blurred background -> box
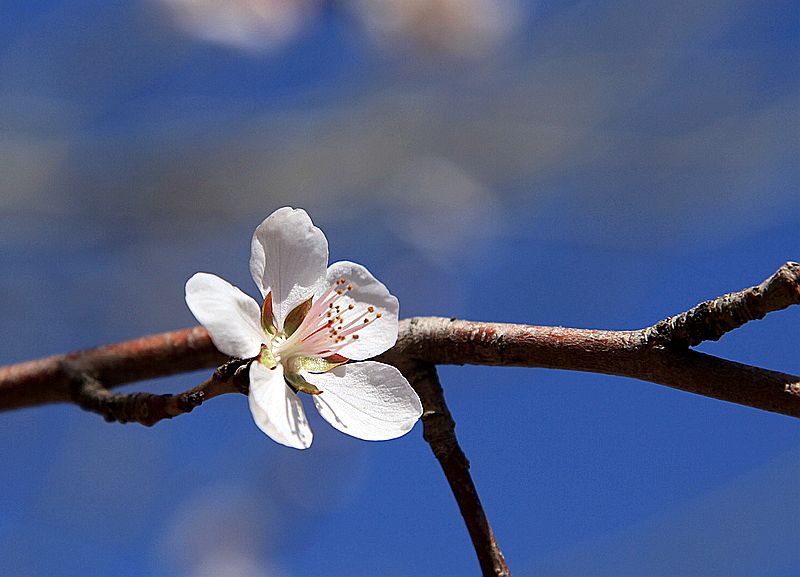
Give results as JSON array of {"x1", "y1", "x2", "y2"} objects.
[{"x1": 1, "y1": 1, "x2": 798, "y2": 575}]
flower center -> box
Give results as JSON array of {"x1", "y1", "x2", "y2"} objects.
[{"x1": 275, "y1": 277, "x2": 382, "y2": 362}]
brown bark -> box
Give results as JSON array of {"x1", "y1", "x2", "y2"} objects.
[{"x1": 382, "y1": 318, "x2": 800, "y2": 418}]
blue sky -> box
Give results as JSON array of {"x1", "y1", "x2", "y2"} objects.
[{"x1": 1, "y1": 1, "x2": 798, "y2": 576}]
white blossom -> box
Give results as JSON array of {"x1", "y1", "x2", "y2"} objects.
[{"x1": 186, "y1": 207, "x2": 422, "y2": 448}]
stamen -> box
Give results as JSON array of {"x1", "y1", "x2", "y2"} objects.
[
  {"x1": 280, "y1": 276, "x2": 391, "y2": 359},
  {"x1": 338, "y1": 309, "x2": 378, "y2": 332}
]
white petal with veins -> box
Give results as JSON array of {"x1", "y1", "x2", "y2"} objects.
[
  {"x1": 307, "y1": 362, "x2": 422, "y2": 441},
  {"x1": 185, "y1": 272, "x2": 264, "y2": 358},
  {"x1": 250, "y1": 207, "x2": 328, "y2": 332},
  {"x1": 249, "y1": 362, "x2": 313, "y2": 449}
]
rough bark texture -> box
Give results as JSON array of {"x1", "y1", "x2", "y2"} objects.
[
  {"x1": 67, "y1": 359, "x2": 250, "y2": 426},
  {"x1": 0, "y1": 327, "x2": 224, "y2": 410},
  {"x1": 381, "y1": 318, "x2": 800, "y2": 418},
  {"x1": 642, "y1": 261, "x2": 800, "y2": 347}
]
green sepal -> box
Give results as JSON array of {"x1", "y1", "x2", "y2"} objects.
[
  {"x1": 261, "y1": 292, "x2": 278, "y2": 336},
  {"x1": 284, "y1": 371, "x2": 322, "y2": 395},
  {"x1": 295, "y1": 354, "x2": 348, "y2": 374},
  {"x1": 258, "y1": 346, "x2": 278, "y2": 369},
  {"x1": 284, "y1": 298, "x2": 312, "y2": 337}
]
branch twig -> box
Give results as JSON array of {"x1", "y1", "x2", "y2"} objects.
[
  {"x1": 65, "y1": 358, "x2": 251, "y2": 426},
  {"x1": 400, "y1": 361, "x2": 510, "y2": 577},
  {"x1": 643, "y1": 261, "x2": 800, "y2": 347}
]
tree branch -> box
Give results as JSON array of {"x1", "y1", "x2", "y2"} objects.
[
  {"x1": 400, "y1": 361, "x2": 510, "y2": 577},
  {"x1": 1, "y1": 262, "x2": 798, "y2": 417},
  {"x1": 383, "y1": 318, "x2": 800, "y2": 418},
  {"x1": 0, "y1": 327, "x2": 225, "y2": 410}
]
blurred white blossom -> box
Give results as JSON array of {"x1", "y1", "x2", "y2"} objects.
[
  {"x1": 160, "y1": 484, "x2": 283, "y2": 577},
  {"x1": 349, "y1": 0, "x2": 522, "y2": 59},
  {"x1": 156, "y1": 0, "x2": 318, "y2": 52},
  {"x1": 383, "y1": 157, "x2": 499, "y2": 263}
]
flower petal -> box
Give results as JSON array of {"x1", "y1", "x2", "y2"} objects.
[
  {"x1": 249, "y1": 362, "x2": 313, "y2": 449},
  {"x1": 306, "y1": 361, "x2": 422, "y2": 441},
  {"x1": 249, "y1": 207, "x2": 328, "y2": 331},
  {"x1": 319, "y1": 261, "x2": 399, "y2": 360},
  {"x1": 185, "y1": 273, "x2": 264, "y2": 358}
]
